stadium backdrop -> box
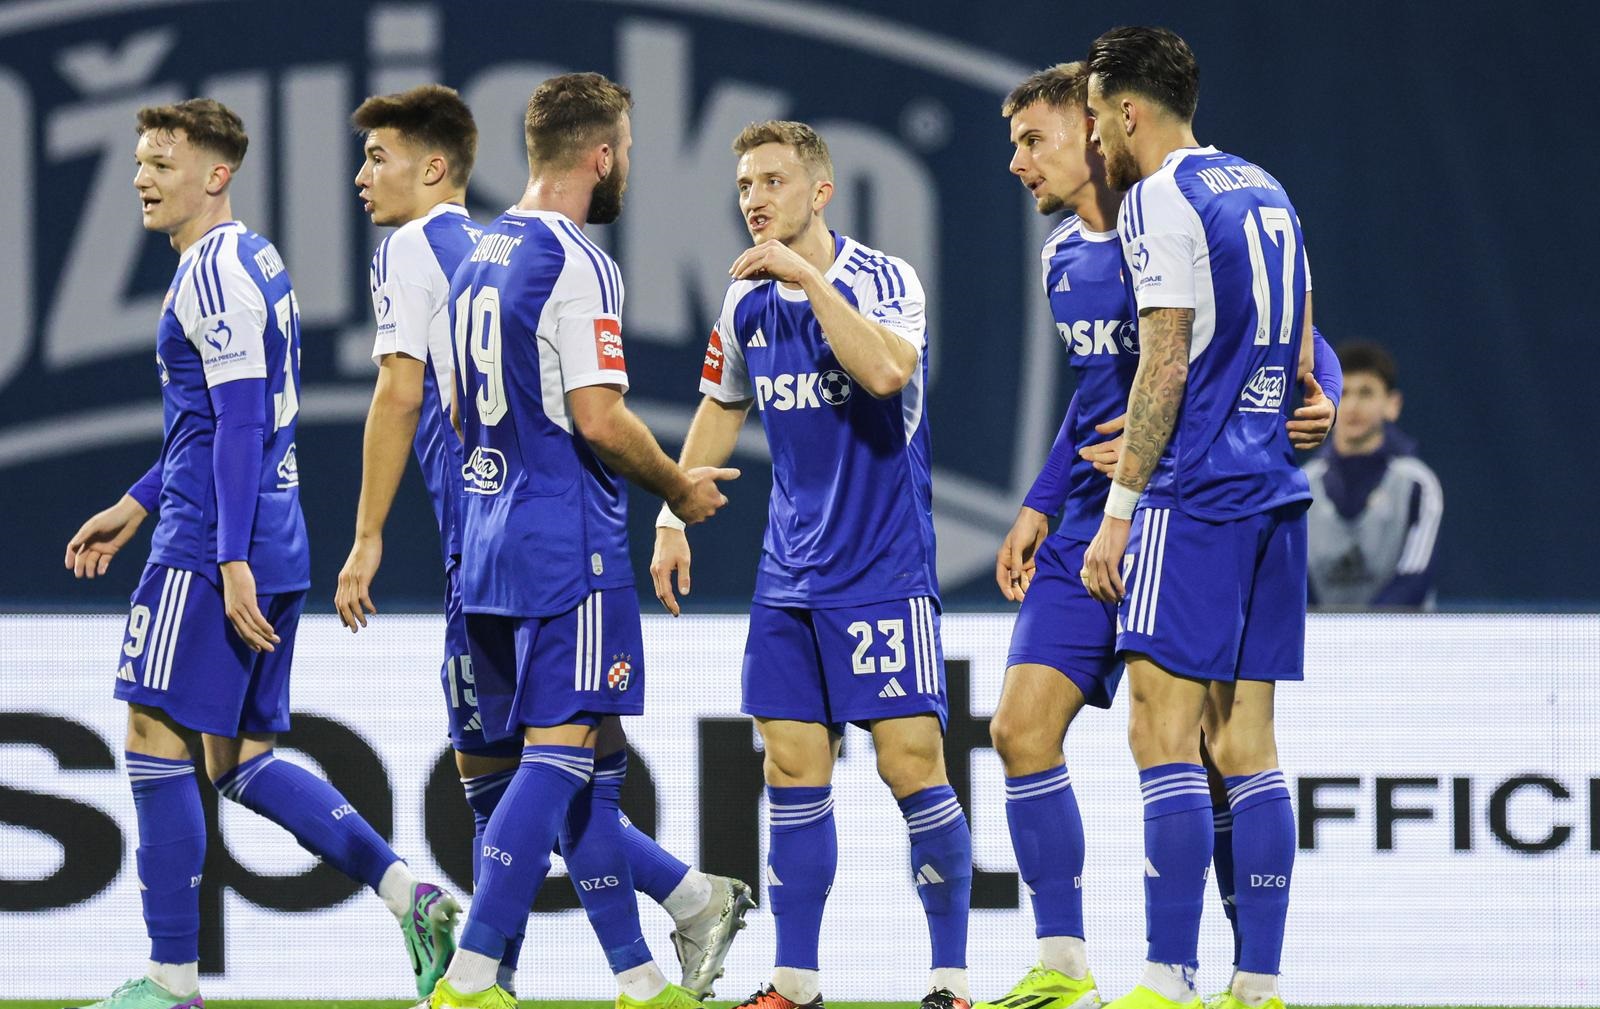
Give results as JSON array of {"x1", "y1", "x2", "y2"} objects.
[{"x1": 0, "y1": 0, "x2": 1596, "y2": 1004}]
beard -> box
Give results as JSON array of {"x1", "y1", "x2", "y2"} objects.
[
  {"x1": 587, "y1": 170, "x2": 625, "y2": 225},
  {"x1": 1105, "y1": 145, "x2": 1141, "y2": 192},
  {"x1": 1035, "y1": 192, "x2": 1066, "y2": 215}
]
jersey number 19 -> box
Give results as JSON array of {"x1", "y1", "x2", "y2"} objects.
[{"x1": 453, "y1": 286, "x2": 507, "y2": 425}]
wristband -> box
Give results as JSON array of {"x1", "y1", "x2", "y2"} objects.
[
  {"x1": 656, "y1": 503, "x2": 686, "y2": 531},
  {"x1": 1105, "y1": 482, "x2": 1140, "y2": 520}
]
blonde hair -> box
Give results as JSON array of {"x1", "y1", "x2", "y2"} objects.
[{"x1": 732, "y1": 120, "x2": 833, "y2": 181}]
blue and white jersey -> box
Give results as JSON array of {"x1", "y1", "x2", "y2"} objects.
[
  {"x1": 149, "y1": 221, "x2": 309, "y2": 593},
  {"x1": 699, "y1": 233, "x2": 938, "y2": 608},
  {"x1": 369, "y1": 202, "x2": 480, "y2": 568},
  {"x1": 1041, "y1": 216, "x2": 1140, "y2": 543},
  {"x1": 1120, "y1": 146, "x2": 1313, "y2": 520},
  {"x1": 449, "y1": 208, "x2": 633, "y2": 618}
]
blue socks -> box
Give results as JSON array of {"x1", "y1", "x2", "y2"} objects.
[
  {"x1": 1139, "y1": 763, "x2": 1213, "y2": 968},
  {"x1": 459, "y1": 745, "x2": 593, "y2": 958},
  {"x1": 620, "y1": 814, "x2": 691, "y2": 905},
  {"x1": 767, "y1": 785, "x2": 837, "y2": 971},
  {"x1": 560, "y1": 750, "x2": 651, "y2": 972},
  {"x1": 1226, "y1": 770, "x2": 1294, "y2": 975},
  {"x1": 1005, "y1": 765, "x2": 1084, "y2": 941},
  {"x1": 127, "y1": 753, "x2": 205, "y2": 965},
  {"x1": 213, "y1": 751, "x2": 397, "y2": 890},
  {"x1": 1212, "y1": 802, "x2": 1240, "y2": 966},
  {"x1": 900, "y1": 785, "x2": 972, "y2": 969},
  {"x1": 462, "y1": 768, "x2": 523, "y2": 983}
]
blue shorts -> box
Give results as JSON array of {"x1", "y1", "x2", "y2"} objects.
[
  {"x1": 1007, "y1": 536, "x2": 1124, "y2": 708},
  {"x1": 464, "y1": 586, "x2": 645, "y2": 742},
  {"x1": 1116, "y1": 503, "x2": 1308, "y2": 682},
  {"x1": 741, "y1": 596, "x2": 948, "y2": 730},
  {"x1": 113, "y1": 563, "x2": 304, "y2": 737},
  {"x1": 442, "y1": 563, "x2": 522, "y2": 758}
]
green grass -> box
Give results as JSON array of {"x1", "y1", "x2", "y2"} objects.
[{"x1": 0, "y1": 1002, "x2": 1571, "y2": 1009}]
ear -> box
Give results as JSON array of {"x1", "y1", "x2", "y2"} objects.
[
  {"x1": 811, "y1": 177, "x2": 834, "y2": 214},
  {"x1": 1385, "y1": 389, "x2": 1403, "y2": 422},
  {"x1": 1121, "y1": 97, "x2": 1138, "y2": 136},
  {"x1": 206, "y1": 162, "x2": 232, "y2": 197},
  {"x1": 423, "y1": 153, "x2": 448, "y2": 187},
  {"x1": 595, "y1": 142, "x2": 614, "y2": 181}
]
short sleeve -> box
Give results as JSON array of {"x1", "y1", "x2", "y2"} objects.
[
  {"x1": 369, "y1": 231, "x2": 441, "y2": 363},
  {"x1": 852, "y1": 256, "x2": 927, "y2": 351},
  {"x1": 699, "y1": 284, "x2": 752, "y2": 402},
  {"x1": 1303, "y1": 242, "x2": 1313, "y2": 293},
  {"x1": 550, "y1": 245, "x2": 629, "y2": 394},
  {"x1": 1121, "y1": 175, "x2": 1199, "y2": 312},
  {"x1": 175, "y1": 232, "x2": 268, "y2": 388}
]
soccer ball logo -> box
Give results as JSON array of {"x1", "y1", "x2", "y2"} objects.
[
  {"x1": 607, "y1": 657, "x2": 633, "y2": 691},
  {"x1": 818, "y1": 369, "x2": 852, "y2": 406}
]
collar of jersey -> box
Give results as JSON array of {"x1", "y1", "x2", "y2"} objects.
[
  {"x1": 423, "y1": 202, "x2": 471, "y2": 222},
  {"x1": 774, "y1": 231, "x2": 852, "y2": 303},
  {"x1": 178, "y1": 220, "x2": 244, "y2": 262},
  {"x1": 1160, "y1": 144, "x2": 1219, "y2": 170}
]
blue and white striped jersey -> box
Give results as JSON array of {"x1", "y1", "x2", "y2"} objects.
[
  {"x1": 150, "y1": 221, "x2": 309, "y2": 592},
  {"x1": 1120, "y1": 146, "x2": 1313, "y2": 520},
  {"x1": 368, "y1": 202, "x2": 480, "y2": 568},
  {"x1": 448, "y1": 208, "x2": 633, "y2": 618},
  {"x1": 699, "y1": 233, "x2": 938, "y2": 608},
  {"x1": 1035, "y1": 216, "x2": 1140, "y2": 543}
]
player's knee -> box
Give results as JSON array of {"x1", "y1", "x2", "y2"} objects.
[
  {"x1": 1126, "y1": 703, "x2": 1201, "y2": 767},
  {"x1": 124, "y1": 705, "x2": 190, "y2": 761},
  {"x1": 875, "y1": 740, "x2": 944, "y2": 797},
  {"x1": 1205, "y1": 722, "x2": 1279, "y2": 777},
  {"x1": 989, "y1": 708, "x2": 1056, "y2": 776}
]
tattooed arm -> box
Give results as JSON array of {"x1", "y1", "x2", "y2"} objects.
[
  {"x1": 1112, "y1": 307, "x2": 1193, "y2": 495},
  {"x1": 1080, "y1": 307, "x2": 1193, "y2": 603}
]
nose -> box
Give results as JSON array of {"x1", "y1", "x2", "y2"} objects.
[
  {"x1": 354, "y1": 162, "x2": 370, "y2": 188},
  {"x1": 1009, "y1": 147, "x2": 1027, "y2": 176}
]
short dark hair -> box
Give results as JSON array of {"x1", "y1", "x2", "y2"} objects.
[
  {"x1": 1086, "y1": 26, "x2": 1200, "y2": 121},
  {"x1": 524, "y1": 72, "x2": 633, "y2": 168},
  {"x1": 136, "y1": 98, "x2": 248, "y2": 168},
  {"x1": 1002, "y1": 62, "x2": 1089, "y2": 119},
  {"x1": 351, "y1": 83, "x2": 478, "y2": 186},
  {"x1": 731, "y1": 120, "x2": 834, "y2": 181},
  {"x1": 1336, "y1": 340, "x2": 1399, "y2": 391}
]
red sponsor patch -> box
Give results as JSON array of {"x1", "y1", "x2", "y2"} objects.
[
  {"x1": 593, "y1": 318, "x2": 625, "y2": 371},
  {"x1": 701, "y1": 326, "x2": 725, "y2": 383}
]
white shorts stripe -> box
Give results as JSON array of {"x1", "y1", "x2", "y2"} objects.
[
  {"x1": 591, "y1": 592, "x2": 604, "y2": 691},
  {"x1": 143, "y1": 570, "x2": 178, "y2": 689},
  {"x1": 921, "y1": 598, "x2": 939, "y2": 695},
  {"x1": 573, "y1": 596, "x2": 587, "y2": 691},
  {"x1": 1125, "y1": 511, "x2": 1154, "y2": 634},
  {"x1": 907, "y1": 598, "x2": 925, "y2": 695},
  {"x1": 158, "y1": 571, "x2": 192, "y2": 692},
  {"x1": 1143, "y1": 509, "x2": 1171, "y2": 636}
]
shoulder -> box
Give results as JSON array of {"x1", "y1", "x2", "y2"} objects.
[
  {"x1": 1387, "y1": 455, "x2": 1442, "y2": 498},
  {"x1": 1122, "y1": 165, "x2": 1193, "y2": 241},
  {"x1": 536, "y1": 217, "x2": 621, "y2": 312},
  {"x1": 379, "y1": 216, "x2": 437, "y2": 282},
  {"x1": 1041, "y1": 216, "x2": 1080, "y2": 261},
  {"x1": 840, "y1": 238, "x2": 923, "y2": 298},
  {"x1": 719, "y1": 278, "x2": 766, "y2": 327}
]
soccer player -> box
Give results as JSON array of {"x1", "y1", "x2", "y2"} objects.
[
  {"x1": 333, "y1": 83, "x2": 753, "y2": 998},
  {"x1": 1080, "y1": 27, "x2": 1315, "y2": 1009},
  {"x1": 651, "y1": 120, "x2": 973, "y2": 1009},
  {"x1": 63, "y1": 98, "x2": 458, "y2": 1007},
  {"x1": 422, "y1": 72, "x2": 737, "y2": 1009},
  {"x1": 982, "y1": 63, "x2": 1339, "y2": 1009}
]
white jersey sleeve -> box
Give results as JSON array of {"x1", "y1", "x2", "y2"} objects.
[
  {"x1": 175, "y1": 230, "x2": 268, "y2": 387},
  {"x1": 549, "y1": 231, "x2": 629, "y2": 393},
  {"x1": 1121, "y1": 172, "x2": 1202, "y2": 312},
  {"x1": 699, "y1": 282, "x2": 754, "y2": 402},
  {"x1": 368, "y1": 227, "x2": 445, "y2": 365},
  {"x1": 849, "y1": 255, "x2": 927, "y2": 351}
]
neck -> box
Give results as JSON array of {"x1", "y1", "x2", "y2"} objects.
[
  {"x1": 785, "y1": 217, "x2": 836, "y2": 279},
  {"x1": 517, "y1": 173, "x2": 591, "y2": 227},
  {"x1": 171, "y1": 198, "x2": 234, "y2": 254},
  {"x1": 408, "y1": 188, "x2": 468, "y2": 224},
  {"x1": 1074, "y1": 182, "x2": 1122, "y2": 234},
  {"x1": 1134, "y1": 119, "x2": 1200, "y2": 180},
  {"x1": 1334, "y1": 428, "x2": 1384, "y2": 457}
]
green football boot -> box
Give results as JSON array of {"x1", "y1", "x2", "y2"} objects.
[
  {"x1": 617, "y1": 981, "x2": 706, "y2": 1009},
  {"x1": 401, "y1": 881, "x2": 461, "y2": 996},
  {"x1": 1102, "y1": 986, "x2": 1201, "y2": 1009},
  {"x1": 976, "y1": 964, "x2": 1102, "y2": 1009},
  {"x1": 73, "y1": 978, "x2": 204, "y2": 1009},
  {"x1": 423, "y1": 978, "x2": 518, "y2": 1009}
]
